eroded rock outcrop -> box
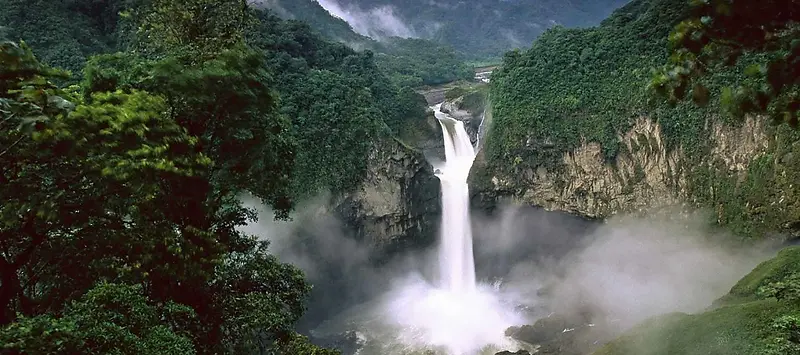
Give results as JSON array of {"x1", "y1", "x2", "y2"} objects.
[
  {"x1": 333, "y1": 137, "x2": 440, "y2": 257},
  {"x1": 440, "y1": 94, "x2": 485, "y2": 145},
  {"x1": 476, "y1": 116, "x2": 769, "y2": 219}
]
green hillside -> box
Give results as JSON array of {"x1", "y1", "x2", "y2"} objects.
[
  {"x1": 487, "y1": 0, "x2": 800, "y2": 238},
  {"x1": 253, "y1": 0, "x2": 474, "y2": 87},
  {"x1": 595, "y1": 247, "x2": 800, "y2": 355}
]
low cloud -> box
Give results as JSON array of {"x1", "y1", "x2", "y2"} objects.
[{"x1": 315, "y1": 0, "x2": 416, "y2": 39}]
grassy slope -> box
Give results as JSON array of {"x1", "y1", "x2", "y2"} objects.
[
  {"x1": 487, "y1": 0, "x2": 800, "y2": 239},
  {"x1": 595, "y1": 247, "x2": 800, "y2": 355}
]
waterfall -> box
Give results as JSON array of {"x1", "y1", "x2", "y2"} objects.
[
  {"x1": 311, "y1": 105, "x2": 524, "y2": 355},
  {"x1": 433, "y1": 104, "x2": 477, "y2": 292}
]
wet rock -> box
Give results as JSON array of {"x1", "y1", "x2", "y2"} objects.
[
  {"x1": 495, "y1": 351, "x2": 531, "y2": 355},
  {"x1": 440, "y1": 96, "x2": 484, "y2": 145},
  {"x1": 309, "y1": 330, "x2": 364, "y2": 355},
  {"x1": 333, "y1": 137, "x2": 440, "y2": 259},
  {"x1": 504, "y1": 311, "x2": 614, "y2": 355}
]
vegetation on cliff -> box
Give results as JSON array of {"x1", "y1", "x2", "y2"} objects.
[
  {"x1": 595, "y1": 247, "x2": 800, "y2": 355},
  {"x1": 488, "y1": 0, "x2": 800, "y2": 238},
  {"x1": 652, "y1": 0, "x2": 800, "y2": 126},
  {"x1": 373, "y1": 37, "x2": 473, "y2": 88}
]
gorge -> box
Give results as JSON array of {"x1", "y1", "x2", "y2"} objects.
[{"x1": 1, "y1": 0, "x2": 799, "y2": 354}]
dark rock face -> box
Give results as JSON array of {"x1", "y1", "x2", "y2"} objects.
[
  {"x1": 495, "y1": 351, "x2": 531, "y2": 355},
  {"x1": 309, "y1": 331, "x2": 364, "y2": 355},
  {"x1": 333, "y1": 137, "x2": 441, "y2": 260},
  {"x1": 504, "y1": 311, "x2": 617, "y2": 355}
]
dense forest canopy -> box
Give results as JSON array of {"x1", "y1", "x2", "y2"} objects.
[
  {"x1": 255, "y1": 0, "x2": 474, "y2": 87},
  {"x1": 0, "y1": 0, "x2": 432, "y2": 353},
  {"x1": 651, "y1": 0, "x2": 800, "y2": 126}
]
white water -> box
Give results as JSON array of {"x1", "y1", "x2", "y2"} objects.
[
  {"x1": 434, "y1": 103, "x2": 478, "y2": 292},
  {"x1": 311, "y1": 105, "x2": 526, "y2": 355}
]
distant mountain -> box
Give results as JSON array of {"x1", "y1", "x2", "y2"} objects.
[
  {"x1": 253, "y1": 0, "x2": 474, "y2": 86},
  {"x1": 253, "y1": 0, "x2": 372, "y2": 47},
  {"x1": 309, "y1": 0, "x2": 630, "y2": 58}
]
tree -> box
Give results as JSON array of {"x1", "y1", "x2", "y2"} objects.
[
  {"x1": 0, "y1": 36, "x2": 334, "y2": 354},
  {"x1": 91, "y1": 0, "x2": 297, "y2": 218},
  {"x1": 131, "y1": 0, "x2": 253, "y2": 63},
  {"x1": 651, "y1": 0, "x2": 800, "y2": 125},
  {"x1": 0, "y1": 283, "x2": 196, "y2": 355},
  {"x1": 0, "y1": 40, "x2": 214, "y2": 325}
]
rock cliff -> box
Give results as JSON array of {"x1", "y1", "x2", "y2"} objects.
[
  {"x1": 473, "y1": 115, "x2": 771, "y2": 220},
  {"x1": 333, "y1": 136, "x2": 441, "y2": 258}
]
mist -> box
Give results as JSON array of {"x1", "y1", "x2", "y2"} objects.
[
  {"x1": 483, "y1": 208, "x2": 771, "y2": 331},
  {"x1": 314, "y1": 0, "x2": 416, "y2": 39},
  {"x1": 238, "y1": 194, "x2": 435, "y2": 331},
  {"x1": 240, "y1": 195, "x2": 772, "y2": 353}
]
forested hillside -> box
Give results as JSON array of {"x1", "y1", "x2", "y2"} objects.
[
  {"x1": 0, "y1": 0, "x2": 434, "y2": 353},
  {"x1": 487, "y1": 0, "x2": 800, "y2": 238},
  {"x1": 254, "y1": 0, "x2": 473, "y2": 87},
  {"x1": 312, "y1": 0, "x2": 630, "y2": 58},
  {"x1": 0, "y1": 0, "x2": 124, "y2": 74},
  {"x1": 487, "y1": 0, "x2": 800, "y2": 353}
]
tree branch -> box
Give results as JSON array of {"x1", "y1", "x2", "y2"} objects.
[{"x1": 0, "y1": 135, "x2": 25, "y2": 158}]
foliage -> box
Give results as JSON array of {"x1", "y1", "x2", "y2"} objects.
[
  {"x1": 254, "y1": 0, "x2": 477, "y2": 88},
  {"x1": 3, "y1": 0, "x2": 431, "y2": 203},
  {"x1": 761, "y1": 273, "x2": 800, "y2": 304},
  {"x1": 764, "y1": 314, "x2": 800, "y2": 355},
  {"x1": 374, "y1": 37, "x2": 473, "y2": 87},
  {"x1": 487, "y1": 0, "x2": 800, "y2": 238},
  {"x1": 0, "y1": 283, "x2": 196, "y2": 355},
  {"x1": 722, "y1": 246, "x2": 800, "y2": 303},
  {"x1": 0, "y1": 0, "x2": 434, "y2": 352},
  {"x1": 131, "y1": 0, "x2": 254, "y2": 63},
  {"x1": 277, "y1": 333, "x2": 342, "y2": 355},
  {"x1": 651, "y1": 0, "x2": 800, "y2": 126},
  {"x1": 489, "y1": 0, "x2": 689, "y2": 170},
  {"x1": 0, "y1": 0, "x2": 124, "y2": 75},
  {"x1": 595, "y1": 247, "x2": 800, "y2": 355},
  {"x1": 246, "y1": 10, "x2": 426, "y2": 198},
  {"x1": 82, "y1": 44, "x2": 296, "y2": 216},
  {"x1": 0, "y1": 1, "x2": 340, "y2": 353},
  {"x1": 253, "y1": 0, "x2": 370, "y2": 46}
]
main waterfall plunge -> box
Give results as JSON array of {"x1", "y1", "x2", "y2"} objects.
[
  {"x1": 311, "y1": 105, "x2": 526, "y2": 355},
  {"x1": 434, "y1": 106, "x2": 477, "y2": 292}
]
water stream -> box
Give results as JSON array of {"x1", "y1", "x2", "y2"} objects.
[{"x1": 434, "y1": 103, "x2": 478, "y2": 292}]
